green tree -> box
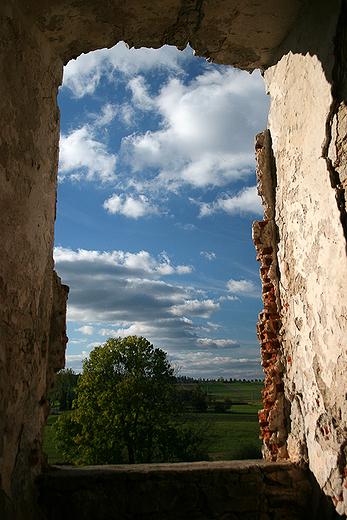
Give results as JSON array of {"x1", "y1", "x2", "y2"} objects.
[
  {"x1": 54, "y1": 336, "x2": 209, "y2": 465},
  {"x1": 178, "y1": 385, "x2": 208, "y2": 412},
  {"x1": 46, "y1": 368, "x2": 78, "y2": 410}
]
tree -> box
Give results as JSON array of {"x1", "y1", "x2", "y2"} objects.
[
  {"x1": 54, "y1": 336, "x2": 209, "y2": 465},
  {"x1": 178, "y1": 385, "x2": 208, "y2": 413},
  {"x1": 46, "y1": 368, "x2": 78, "y2": 410}
]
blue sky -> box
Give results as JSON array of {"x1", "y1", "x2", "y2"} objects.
[{"x1": 54, "y1": 43, "x2": 270, "y2": 380}]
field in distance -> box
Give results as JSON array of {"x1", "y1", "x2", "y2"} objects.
[
  {"x1": 43, "y1": 379, "x2": 265, "y2": 464},
  {"x1": 181, "y1": 380, "x2": 264, "y2": 461}
]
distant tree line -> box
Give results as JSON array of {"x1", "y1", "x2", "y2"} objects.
[{"x1": 177, "y1": 375, "x2": 263, "y2": 383}]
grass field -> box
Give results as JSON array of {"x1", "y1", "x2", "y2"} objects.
[
  {"x1": 199, "y1": 380, "x2": 264, "y2": 404},
  {"x1": 196, "y1": 408, "x2": 262, "y2": 461},
  {"x1": 43, "y1": 380, "x2": 264, "y2": 465},
  {"x1": 43, "y1": 412, "x2": 70, "y2": 465}
]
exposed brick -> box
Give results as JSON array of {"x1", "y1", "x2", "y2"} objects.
[{"x1": 252, "y1": 132, "x2": 287, "y2": 462}]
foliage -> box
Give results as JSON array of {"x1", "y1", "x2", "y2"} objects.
[
  {"x1": 53, "y1": 336, "x2": 210, "y2": 465},
  {"x1": 178, "y1": 384, "x2": 208, "y2": 413},
  {"x1": 46, "y1": 368, "x2": 79, "y2": 410}
]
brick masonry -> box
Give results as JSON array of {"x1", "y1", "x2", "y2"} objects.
[{"x1": 252, "y1": 131, "x2": 288, "y2": 462}]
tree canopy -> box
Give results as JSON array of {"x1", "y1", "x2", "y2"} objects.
[
  {"x1": 46, "y1": 368, "x2": 79, "y2": 410},
  {"x1": 53, "y1": 336, "x2": 209, "y2": 465}
]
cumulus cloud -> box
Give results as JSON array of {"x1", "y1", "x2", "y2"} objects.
[
  {"x1": 120, "y1": 67, "x2": 268, "y2": 192},
  {"x1": 54, "y1": 247, "x2": 243, "y2": 356},
  {"x1": 196, "y1": 338, "x2": 240, "y2": 349},
  {"x1": 59, "y1": 44, "x2": 270, "y2": 214},
  {"x1": 227, "y1": 278, "x2": 257, "y2": 295},
  {"x1": 54, "y1": 247, "x2": 209, "y2": 326},
  {"x1": 54, "y1": 247, "x2": 192, "y2": 279},
  {"x1": 179, "y1": 223, "x2": 196, "y2": 231},
  {"x1": 66, "y1": 346, "x2": 263, "y2": 378},
  {"x1": 194, "y1": 186, "x2": 263, "y2": 217},
  {"x1": 207, "y1": 321, "x2": 222, "y2": 330},
  {"x1": 62, "y1": 43, "x2": 190, "y2": 98},
  {"x1": 59, "y1": 125, "x2": 117, "y2": 182},
  {"x1": 91, "y1": 103, "x2": 119, "y2": 127},
  {"x1": 65, "y1": 352, "x2": 89, "y2": 365},
  {"x1": 75, "y1": 325, "x2": 95, "y2": 335},
  {"x1": 170, "y1": 299, "x2": 220, "y2": 318},
  {"x1": 103, "y1": 193, "x2": 158, "y2": 218}
]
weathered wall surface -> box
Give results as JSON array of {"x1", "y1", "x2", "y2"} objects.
[
  {"x1": 18, "y1": 0, "x2": 311, "y2": 68},
  {"x1": 2, "y1": 0, "x2": 347, "y2": 518},
  {"x1": 37, "y1": 460, "x2": 337, "y2": 520},
  {"x1": 252, "y1": 130, "x2": 287, "y2": 462},
  {"x1": 262, "y1": 1, "x2": 347, "y2": 514},
  {"x1": 0, "y1": 2, "x2": 68, "y2": 519}
]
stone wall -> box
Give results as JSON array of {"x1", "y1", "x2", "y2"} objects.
[
  {"x1": 261, "y1": 1, "x2": 347, "y2": 514},
  {"x1": 2, "y1": 0, "x2": 347, "y2": 518},
  {"x1": 37, "y1": 460, "x2": 339, "y2": 520},
  {"x1": 0, "y1": 3, "x2": 68, "y2": 519}
]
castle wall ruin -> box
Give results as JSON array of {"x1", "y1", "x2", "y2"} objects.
[{"x1": 1, "y1": 0, "x2": 347, "y2": 517}]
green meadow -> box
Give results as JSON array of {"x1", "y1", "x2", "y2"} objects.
[{"x1": 43, "y1": 380, "x2": 264, "y2": 465}]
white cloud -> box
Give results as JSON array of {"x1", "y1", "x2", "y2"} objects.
[
  {"x1": 127, "y1": 76, "x2": 155, "y2": 111},
  {"x1": 207, "y1": 321, "x2": 222, "y2": 330},
  {"x1": 170, "y1": 299, "x2": 220, "y2": 318},
  {"x1": 75, "y1": 325, "x2": 95, "y2": 335},
  {"x1": 60, "y1": 45, "x2": 270, "y2": 205},
  {"x1": 179, "y1": 223, "x2": 196, "y2": 231},
  {"x1": 227, "y1": 279, "x2": 255, "y2": 294},
  {"x1": 66, "y1": 352, "x2": 89, "y2": 363},
  {"x1": 59, "y1": 125, "x2": 117, "y2": 182},
  {"x1": 54, "y1": 247, "x2": 190, "y2": 279},
  {"x1": 103, "y1": 193, "x2": 158, "y2": 218},
  {"x1": 226, "y1": 295, "x2": 240, "y2": 301},
  {"x1": 196, "y1": 338, "x2": 240, "y2": 349},
  {"x1": 121, "y1": 67, "x2": 268, "y2": 192},
  {"x1": 99, "y1": 328, "x2": 121, "y2": 337},
  {"x1": 66, "y1": 346, "x2": 263, "y2": 378},
  {"x1": 195, "y1": 186, "x2": 263, "y2": 217},
  {"x1": 54, "y1": 247, "x2": 243, "y2": 356},
  {"x1": 171, "y1": 351, "x2": 263, "y2": 379},
  {"x1": 176, "y1": 265, "x2": 192, "y2": 275},
  {"x1": 62, "y1": 43, "x2": 190, "y2": 98},
  {"x1": 200, "y1": 252, "x2": 216, "y2": 261},
  {"x1": 54, "y1": 247, "x2": 209, "y2": 327},
  {"x1": 86, "y1": 342, "x2": 103, "y2": 350},
  {"x1": 91, "y1": 103, "x2": 119, "y2": 127}
]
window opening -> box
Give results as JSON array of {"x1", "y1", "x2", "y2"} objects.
[{"x1": 49, "y1": 44, "x2": 270, "y2": 462}]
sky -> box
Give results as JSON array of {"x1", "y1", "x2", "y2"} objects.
[{"x1": 54, "y1": 42, "x2": 270, "y2": 380}]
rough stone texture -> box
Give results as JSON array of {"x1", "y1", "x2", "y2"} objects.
[
  {"x1": 0, "y1": 3, "x2": 68, "y2": 518},
  {"x1": 17, "y1": 0, "x2": 312, "y2": 68},
  {"x1": 37, "y1": 460, "x2": 337, "y2": 520},
  {"x1": 262, "y1": 0, "x2": 347, "y2": 515},
  {"x1": 2, "y1": 0, "x2": 347, "y2": 518}
]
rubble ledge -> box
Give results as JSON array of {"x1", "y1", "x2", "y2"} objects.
[{"x1": 37, "y1": 459, "x2": 340, "y2": 519}]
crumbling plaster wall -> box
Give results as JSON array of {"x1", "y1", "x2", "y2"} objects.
[
  {"x1": 1, "y1": 0, "x2": 347, "y2": 518},
  {"x1": 261, "y1": 1, "x2": 347, "y2": 514}
]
